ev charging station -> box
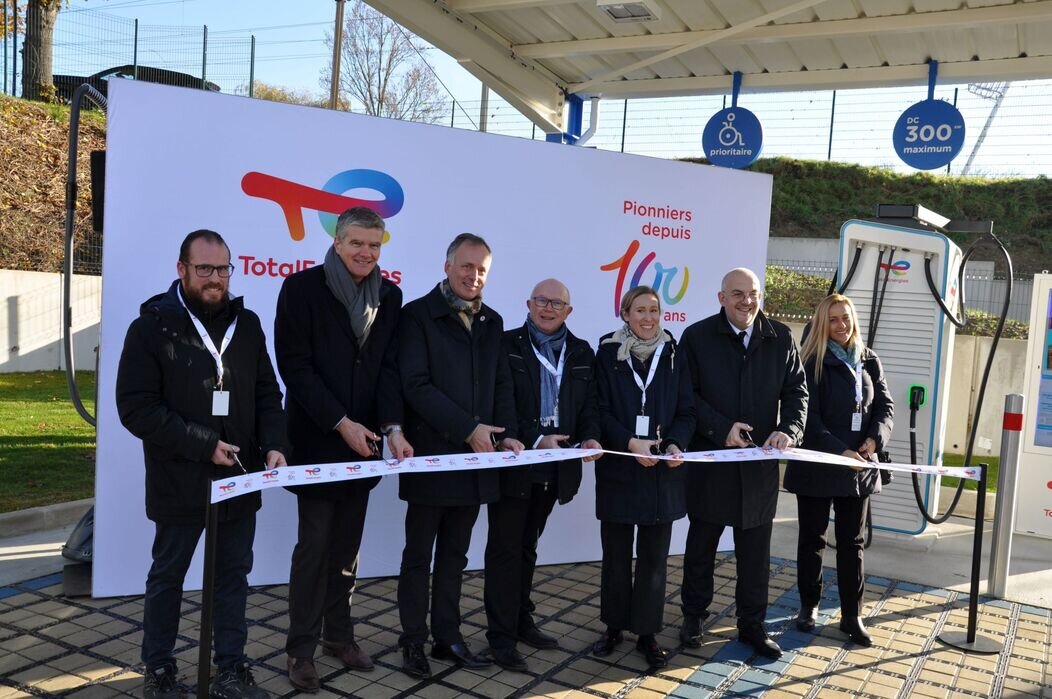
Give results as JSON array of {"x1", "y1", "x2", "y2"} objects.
[
  {"x1": 835, "y1": 206, "x2": 964, "y2": 535},
  {"x1": 1018, "y1": 273, "x2": 1052, "y2": 539}
]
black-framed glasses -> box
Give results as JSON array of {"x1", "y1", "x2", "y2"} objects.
[
  {"x1": 185, "y1": 263, "x2": 234, "y2": 278},
  {"x1": 530, "y1": 296, "x2": 568, "y2": 311}
]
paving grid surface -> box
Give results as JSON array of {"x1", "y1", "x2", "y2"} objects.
[{"x1": 0, "y1": 554, "x2": 1050, "y2": 699}]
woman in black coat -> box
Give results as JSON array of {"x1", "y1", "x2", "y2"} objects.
[
  {"x1": 592, "y1": 286, "x2": 696, "y2": 669},
  {"x1": 784, "y1": 294, "x2": 893, "y2": 647}
]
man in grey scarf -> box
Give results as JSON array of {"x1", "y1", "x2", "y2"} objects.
[{"x1": 275, "y1": 207, "x2": 413, "y2": 693}]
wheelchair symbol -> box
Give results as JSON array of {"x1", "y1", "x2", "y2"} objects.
[{"x1": 719, "y1": 112, "x2": 745, "y2": 147}]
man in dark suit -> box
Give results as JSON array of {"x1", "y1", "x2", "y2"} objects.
[
  {"x1": 483, "y1": 279, "x2": 603, "y2": 672},
  {"x1": 396, "y1": 233, "x2": 524, "y2": 679},
  {"x1": 677, "y1": 267, "x2": 807, "y2": 659},
  {"x1": 274, "y1": 207, "x2": 413, "y2": 693}
]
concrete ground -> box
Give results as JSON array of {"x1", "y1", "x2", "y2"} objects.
[{"x1": 1, "y1": 496, "x2": 1049, "y2": 698}]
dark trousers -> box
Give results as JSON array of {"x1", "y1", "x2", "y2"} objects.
[
  {"x1": 285, "y1": 490, "x2": 370, "y2": 658},
  {"x1": 599, "y1": 521, "x2": 673, "y2": 636},
  {"x1": 397, "y1": 503, "x2": 480, "y2": 647},
  {"x1": 681, "y1": 517, "x2": 772, "y2": 628},
  {"x1": 141, "y1": 514, "x2": 255, "y2": 672},
  {"x1": 796, "y1": 494, "x2": 868, "y2": 617},
  {"x1": 483, "y1": 484, "x2": 559, "y2": 649}
]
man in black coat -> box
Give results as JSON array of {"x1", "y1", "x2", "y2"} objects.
[
  {"x1": 116, "y1": 230, "x2": 287, "y2": 699},
  {"x1": 274, "y1": 207, "x2": 413, "y2": 692},
  {"x1": 396, "y1": 233, "x2": 524, "y2": 679},
  {"x1": 677, "y1": 267, "x2": 807, "y2": 660},
  {"x1": 483, "y1": 278, "x2": 603, "y2": 671}
]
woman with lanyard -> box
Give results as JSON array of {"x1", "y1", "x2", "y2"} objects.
[
  {"x1": 592, "y1": 285, "x2": 695, "y2": 669},
  {"x1": 784, "y1": 294, "x2": 894, "y2": 647}
]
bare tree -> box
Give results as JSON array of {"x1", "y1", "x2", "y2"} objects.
[{"x1": 321, "y1": 1, "x2": 446, "y2": 124}]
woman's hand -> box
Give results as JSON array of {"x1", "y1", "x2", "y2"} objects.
[
  {"x1": 857, "y1": 438, "x2": 878, "y2": 460},
  {"x1": 665, "y1": 443, "x2": 684, "y2": 468},
  {"x1": 841, "y1": 449, "x2": 866, "y2": 471},
  {"x1": 628, "y1": 438, "x2": 659, "y2": 467}
]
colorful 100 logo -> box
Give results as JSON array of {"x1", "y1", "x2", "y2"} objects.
[{"x1": 600, "y1": 240, "x2": 690, "y2": 322}]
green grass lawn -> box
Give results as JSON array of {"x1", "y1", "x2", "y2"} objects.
[
  {"x1": 940, "y1": 453, "x2": 1000, "y2": 492},
  {"x1": 0, "y1": 371, "x2": 96, "y2": 513}
]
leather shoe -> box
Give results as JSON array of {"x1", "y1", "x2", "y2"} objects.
[
  {"x1": 431, "y1": 641, "x2": 492, "y2": 669},
  {"x1": 636, "y1": 634, "x2": 668, "y2": 669},
  {"x1": 591, "y1": 628, "x2": 624, "y2": 657},
  {"x1": 796, "y1": 606, "x2": 818, "y2": 632},
  {"x1": 286, "y1": 657, "x2": 320, "y2": 693},
  {"x1": 320, "y1": 639, "x2": 373, "y2": 671},
  {"x1": 518, "y1": 626, "x2": 559, "y2": 650},
  {"x1": 839, "y1": 616, "x2": 873, "y2": 647},
  {"x1": 401, "y1": 644, "x2": 431, "y2": 679},
  {"x1": 738, "y1": 624, "x2": 783, "y2": 659},
  {"x1": 679, "y1": 615, "x2": 702, "y2": 648},
  {"x1": 487, "y1": 647, "x2": 528, "y2": 673}
]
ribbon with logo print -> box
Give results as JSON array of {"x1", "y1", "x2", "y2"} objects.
[{"x1": 210, "y1": 446, "x2": 978, "y2": 504}]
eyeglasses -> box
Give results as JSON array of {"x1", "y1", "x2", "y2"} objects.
[
  {"x1": 530, "y1": 296, "x2": 568, "y2": 311},
  {"x1": 185, "y1": 263, "x2": 235, "y2": 278}
]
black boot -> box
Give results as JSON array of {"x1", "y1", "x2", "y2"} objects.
[
  {"x1": 839, "y1": 616, "x2": 872, "y2": 647},
  {"x1": 636, "y1": 634, "x2": 668, "y2": 669},
  {"x1": 796, "y1": 606, "x2": 818, "y2": 632},
  {"x1": 591, "y1": 627, "x2": 624, "y2": 657}
]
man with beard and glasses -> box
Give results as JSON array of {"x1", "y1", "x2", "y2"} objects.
[
  {"x1": 395, "y1": 233, "x2": 524, "y2": 679},
  {"x1": 117, "y1": 229, "x2": 288, "y2": 699},
  {"x1": 275, "y1": 207, "x2": 413, "y2": 693}
]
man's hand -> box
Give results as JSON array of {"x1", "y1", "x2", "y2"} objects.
[
  {"x1": 265, "y1": 450, "x2": 287, "y2": 468},
  {"x1": 388, "y1": 431, "x2": 415, "y2": 461},
  {"x1": 665, "y1": 443, "x2": 684, "y2": 468},
  {"x1": 211, "y1": 440, "x2": 239, "y2": 466},
  {"x1": 467, "y1": 424, "x2": 505, "y2": 453},
  {"x1": 628, "y1": 437, "x2": 659, "y2": 467},
  {"x1": 581, "y1": 438, "x2": 603, "y2": 462},
  {"x1": 841, "y1": 448, "x2": 866, "y2": 471},
  {"x1": 857, "y1": 437, "x2": 878, "y2": 460},
  {"x1": 762, "y1": 431, "x2": 793, "y2": 450},
  {"x1": 536, "y1": 434, "x2": 570, "y2": 450},
  {"x1": 725, "y1": 422, "x2": 754, "y2": 447},
  {"x1": 498, "y1": 438, "x2": 525, "y2": 455},
  {"x1": 336, "y1": 417, "x2": 379, "y2": 458}
]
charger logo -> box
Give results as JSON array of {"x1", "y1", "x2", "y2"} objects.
[
  {"x1": 880, "y1": 260, "x2": 911, "y2": 277},
  {"x1": 241, "y1": 169, "x2": 404, "y2": 241}
]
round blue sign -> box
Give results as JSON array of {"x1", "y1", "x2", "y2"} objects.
[
  {"x1": 702, "y1": 107, "x2": 763, "y2": 169},
  {"x1": 893, "y1": 99, "x2": 965, "y2": 170}
]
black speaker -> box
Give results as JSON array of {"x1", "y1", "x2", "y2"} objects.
[{"x1": 89, "y1": 150, "x2": 105, "y2": 233}]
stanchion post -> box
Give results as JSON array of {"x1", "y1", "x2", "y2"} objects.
[
  {"x1": 196, "y1": 501, "x2": 220, "y2": 699},
  {"x1": 938, "y1": 462, "x2": 1002, "y2": 653},
  {"x1": 989, "y1": 393, "x2": 1024, "y2": 598}
]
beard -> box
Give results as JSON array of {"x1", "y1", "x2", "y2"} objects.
[{"x1": 181, "y1": 280, "x2": 229, "y2": 318}]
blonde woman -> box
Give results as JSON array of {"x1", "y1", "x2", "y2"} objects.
[{"x1": 784, "y1": 294, "x2": 893, "y2": 647}]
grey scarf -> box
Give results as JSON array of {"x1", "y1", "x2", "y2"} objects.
[
  {"x1": 323, "y1": 245, "x2": 380, "y2": 347},
  {"x1": 602, "y1": 323, "x2": 672, "y2": 363}
]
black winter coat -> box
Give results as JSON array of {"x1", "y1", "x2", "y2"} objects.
[
  {"x1": 116, "y1": 281, "x2": 287, "y2": 524},
  {"x1": 679, "y1": 309, "x2": 807, "y2": 529},
  {"x1": 397, "y1": 284, "x2": 518, "y2": 507},
  {"x1": 274, "y1": 265, "x2": 403, "y2": 500},
  {"x1": 784, "y1": 348, "x2": 894, "y2": 498},
  {"x1": 500, "y1": 324, "x2": 601, "y2": 504},
  {"x1": 594, "y1": 333, "x2": 696, "y2": 525}
]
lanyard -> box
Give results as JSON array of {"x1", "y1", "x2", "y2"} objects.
[
  {"x1": 630, "y1": 342, "x2": 664, "y2": 415},
  {"x1": 842, "y1": 358, "x2": 863, "y2": 412},
  {"x1": 177, "y1": 286, "x2": 237, "y2": 386},
  {"x1": 532, "y1": 343, "x2": 565, "y2": 427}
]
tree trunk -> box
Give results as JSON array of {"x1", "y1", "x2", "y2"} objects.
[{"x1": 23, "y1": 0, "x2": 61, "y2": 101}]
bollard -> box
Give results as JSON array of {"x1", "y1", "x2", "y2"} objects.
[{"x1": 988, "y1": 393, "x2": 1024, "y2": 598}]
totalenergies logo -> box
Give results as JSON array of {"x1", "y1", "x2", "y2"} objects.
[
  {"x1": 241, "y1": 169, "x2": 404, "y2": 241},
  {"x1": 600, "y1": 240, "x2": 690, "y2": 319},
  {"x1": 880, "y1": 260, "x2": 911, "y2": 277},
  {"x1": 218, "y1": 481, "x2": 237, "y2": 493},
  {"x1": 262, "y1": 470, "x2": 280, "y2": 480}
]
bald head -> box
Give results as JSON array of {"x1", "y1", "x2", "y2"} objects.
[
  {"x1": 531, "y1": 278, "x2": 570, "y2": 304},
  {"x1": 721, "y1": 267, "x2": 760, "y2": 293},
  {"x1": 527, "y1": 278, "x2": 573, "y2": 334},
  {"x1": 719, "y1": 267, "x2": 762, "y2": 331}
]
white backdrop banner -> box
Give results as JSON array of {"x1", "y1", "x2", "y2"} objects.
[{"x1": 94, "y1": 80, "x2": 773, "y2": 596}]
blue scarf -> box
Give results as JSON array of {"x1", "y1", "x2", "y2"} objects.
[
  {"x1": 527, "y1": 316, "x2": 567, "y2": 428},
  {"x1": 827, "y1": 338, "x2": 862, "y2": 368}
]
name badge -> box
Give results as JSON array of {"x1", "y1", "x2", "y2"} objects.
[
  {"x1": 851, "y1": 412, "x2": 862, "y2": 432},
  {"x1": 213, "y1": 390, "x2": 230, "y2": 417},
  {"x1": 635, "y1": 415, "x2": 650, "y2": 437}
]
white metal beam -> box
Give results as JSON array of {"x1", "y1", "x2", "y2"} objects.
[
  {"x1": 457, "y1": 59, "x2": 566, "y2": 132},
  {"x1": 515, "y1": 1, "x2": 1052, "y2": 59},
  {"x1": 363, "y1": 0, "x2": 566, "y2": 131},
  {"x1": 571, "y1": 55, "x2": 1052, "y2": 99},
  {"x1": 447, "y1": 0, "x2": 580, "y2": 12},
  {"x1": 571, "y1": 0, "x2": 831, "y2": 94}
]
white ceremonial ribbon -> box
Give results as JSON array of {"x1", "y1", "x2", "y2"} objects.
[
  {"x1": 177, "y1": 286, "x2": 237, "y2": 383},
  {"x1": 210, "y1": 445, "x2": 979, "y2": 504},
  {"x1": 630, "y1": 342, "x2": 664, "y2": 415}
]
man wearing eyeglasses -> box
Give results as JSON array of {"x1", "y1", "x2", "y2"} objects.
[
  {"x1": 675, "y1": 267, "x2": 807, "y2": 660},
  {"x1": 274, "y1": 207, "x2": 413, "y2": 693},
  {"x1": 116, "y1": 229, "x2": 288, "y2": 699},
  {"x1": 482, "y1": 279, "x2": 603, "y2": 672}
]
